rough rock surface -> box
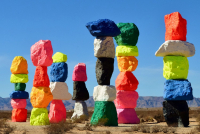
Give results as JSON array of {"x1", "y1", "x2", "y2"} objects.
[
  {"x1": 115, "y1": 71, "x2": 139, "y2": 91},
  {"x1": 164, "y1": 79, "x2": 193, "y2": 100},
  {"x1": 50, "y1": 62, "x2": 68, "y2": 82},
  {"x1": 96, "y1": 58, "x2": 114, "y2": 85},
  {"x1": 117, "y1": 56, "x2": 138, "y2": 72},
  {"x1": 93, "y1": 85, "x2": 116, "y2": 101},
  {"x1": 116, "y1": 46, "x2": 138, "y2": 57},
  {"x1": 86, "y1": 19, "x2": 121, "y2": 37},
  {"x1": 52, "y1": 52, "x2": 67, "y2": 63},
  {"x1": 33, "y1": 66, "x2": 50, "y2": 87},
  {"x1": 50, "y1": 82, "x2": 72, "y2": 100},
  {"x1": 71, "y1": 101, "x2": 89, "y2": 120},
  {"x1": 165, "y1": 12, "x2": 187, "y2": 41},
  {"x1": 30, "y1": 87, "x2": 53, "y2": 108},
  {"x1": 94, "y1": 37, "x2": 115, "y2": 58},
  {"x1": 72, "y1": 63, "x2": 87, "y2": 82},
  {"x1": 115, "y1": 91, "x2": 138, "y2": 109},
  {"x1": 10, "y1": 74, "x2": 28, "y2": 83},
  {"x1": 12, "y1": 108, "x2": 27, "y2": 122},
  {"x1": 163, "y1": 100, "x2": 189, "y2": 127},
  {"x1": 49, "y1": 100, "x2": 66, "y2": 123},
  {"x1": 114, "y1": 23, "x2": 139, "y2": 46},
  {"x1": 15, "y1": 83, "x2": 26, "y2": 91},
  {"x1": 155, "y1": 40, "x2": 195, "y2": 57},
  {"x1": 10, "y1": 91, "x2": 29, "y2": 99},
  {"x1": 72, "y1": 81, "x2": 89, "y2": 101},
  {"x1": 30, "y1": 108, "x2": 50, "y2": 125},
  {"x1": 91, "y1": 101, "x2": 118, "y2": 126},
  {"x1": 117, "y1": 108, "x2": 140, "y2": 124},
  {"x1": 11, "y1": 99, "x2": 27, "y2": 109},
  {"x1": 163, "y1": 56, "x2": 189, "y2": 79},
  {"x1": 10, "y1": 56, "x2": 28, "y2": 74}
]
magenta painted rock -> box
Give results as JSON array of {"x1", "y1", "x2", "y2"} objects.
[
  {"x1": 11, "y1": 99, "x2": 27, "y2": 109},
  {"x1": 72, "y1": 63, "x2": 87, "y2": 82},
  {"x1": 117, "y1": 108, "x2": 140, "y2": 124},
  {"x1": 114, "y1": 91, "x2": 138, "y2": 109},
  {"x1": 31, "y1": 40, "x2": 53, "y2": 66},
  {"x1": 49, "y1": 100, "x2": 66, "y2": 123}
]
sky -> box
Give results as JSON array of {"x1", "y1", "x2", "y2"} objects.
[{"x1": 0, "y1": 0, "x2": 200, "y2": 98}]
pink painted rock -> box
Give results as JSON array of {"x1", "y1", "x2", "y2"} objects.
[
  {"x1": 72, "y1": 63, "x2": 87, "y2": 82},
  {"x1": 49, "y1": 100, "x2": 66, "y2": 123},
  {"x1": 117, "y1": 108, "x2": 140, "y2": 124},
  {"x1": 31, "y1": 40, "x2": 53, "y2": 66},
  {"x1": 114, "y1": 90, "x2": 138, "y2": 109},
  {"x1": 11, "y1": 99, "x2": 27, "y2": 109}
]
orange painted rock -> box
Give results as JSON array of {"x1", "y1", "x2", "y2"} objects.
[
  {"x1": 10, "y1": 56, "x2": 28, "y2": 74},
  {"x1": 115, "y1": 72, "x2": 139, "y2": 91},
  {"x1": 33, "y1": 66, "x2": 50, "y2": 87},
  {"x1": 117, "y1": 56, "x2": 138, "y2": 72},
  {"x1": 12, "y1": 108, "x2": 27, "y2": 122},
  {"x1": 30, "y1": 87, "x2": 53, "y2": 108},
  {"x1": 165, "y1": 12, "x2": 187, "y2": 41}
]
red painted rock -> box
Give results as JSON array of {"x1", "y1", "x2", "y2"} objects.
[
  {"x1": 72, "y1": 63, "x2": 87, "y2": 82},
  {"x1": 117, "y1": 108, "x2": 140, "y2": 124},
  {"x1": 12, "y1": 108, "x2": 27, "y2": 122},
  {"x1": 31, "y1": 40, "x2": 53, "y2": 66},
  {"x1": 165, "y1": 12, "x2": 187, "y2": 41},
  {"x1": 49, "y1": 100, "x2": 66, "y2": 123},
  {"x1": 11, "y1": 99, "x2": 27, "y2": 109},
  {"x1": 33, "y1": 66, "x2": 50, "y2": 87},
  {"x1": 114, "y1": 91, "x2": 138, "y2": 108},
  {"x1": 115, "y1": 72, "x2": 139, "y2": 91}
]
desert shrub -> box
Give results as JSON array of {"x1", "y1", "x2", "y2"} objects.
[
  {"x1": 0, "y1": 119, "x2": 16, "y2": 134},
  {"x1": 139, "y1": 124, "x2": 150, "y2": 133},
  {"x1": 77, "y1": 122, "x2": 93, "y2": 131},
  {"x1": 71, "y1": 115, "x2": 89, "y2": 123},
  {"x1": 151, "y1": 126, "x2": 160, "y2": 133}
]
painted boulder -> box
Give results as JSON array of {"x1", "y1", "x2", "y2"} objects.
[
  {"x1": 71, "y1": 101, "x2": 89, "y2": 120},
  {"x1": 116, "y1": 46, "x2": 138, "y2": 57},
  {"x1": 117, "y1": 56, "x2": 138, "y2": 72},
  {"x1": 15, "y1": 83, "x2": 26, "y2": 91},
  {"x1": 50, "y1": 62, "x2": 68, "y2": 82},
  {"x1": 52, "y1": 52, "x2": 67, "y2": 63},
  {"x1": 10, "y1": 74, "x2": 28, "y2": 83},
  {"x1": 30, "y1": 108, "x2": 50, "y2": 125},
  {"x1": 12, "y1": 108, "x2": 27, "y2": 122},
  {"x1": 117, "y1": 108, "x2": 140, "y2": 124},
  {"x1": 93, "y1": 85, "x2": 116, "y2": 101},
  {"x1": 72, "y1": 63, "x2": 87, "y2": 82},
  {"x1": 10, "y1": 91, "x2": 29, "y2": 99},
  {"x1": 72, "y1": 81, "x2": 89, "y2": 101},
  {"x1": 33, "y1": 66, "x2": 50, "y2": 87},
  {"x1": 10, "y1": 56, "x2": 28, "y2": 74},
  {"x1": 11, "y1": 99, "x2": 27, "y2": 109}
]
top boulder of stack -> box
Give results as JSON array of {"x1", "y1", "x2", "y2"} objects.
[
  {"x1": 10, "y1": 56, "x2": 28, "y2": 74},
  {"x1": 52, "y1": 52, "x2": 67, "y2": 63},
  {"x1": 86, "y1": 19, "x2": 121, "y2": 37},
  {"x1": 72, "y1": 63, "x2": 87, "y2": 82}
]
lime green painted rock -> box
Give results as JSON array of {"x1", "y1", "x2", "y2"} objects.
[
  {"x1": 30, "y1": 108, "x2": 50, "y2": 126},
  {"x1": 114, "y1": 23, "x2": 139, "y2": 46},
  {"x1": 52, "y1": 52, "x2": 67, "y2": 63},
  {"x1": 15, "y1": 83, "x2": 26, "y2": 91},
  {"x1": 90, "y1": 101, "x2": 118, "y2": 126},
  {"x1": 116, "y1": 46, "x2": 138, "y2": 57},
  {"x1": 10, "y1": 74, "x2": 28, "y2": 83},
  {"x1": 163, "y1": 56, "x2": 189, "y2": 79}
]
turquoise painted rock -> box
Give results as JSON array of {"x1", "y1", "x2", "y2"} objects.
[
  {"x1": 90, "y1": 101, "x2": 118, "y2": 126},
  {"x1": 30, "y1": 108, "x2": 50, "y2": 126},
  {"x1": 15, "y1": 83, "x2": 26, "y2": 91}
]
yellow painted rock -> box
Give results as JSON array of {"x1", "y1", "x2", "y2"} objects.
[
  {"x1": 163, "y1": 56, "x2": 189, "y2": 79},
  {"x1": 30, "y1": 108, "x2": 50, "y2": 125},
  {"x1": 117, "y1": 56, "x2": 138, "y2": 72},
  {"x1": 30, "y1": 87, "x2": 53, "y2": 108},
  {"x1": 116, "y1": 46, "x2": 138, "y2": 57},
  {"x1": 10, "y1": 56, "x2": 28, "y2": 74},
  {"x1": 52, "y1": 52, "x2": 67, "y2": 63},
  {"x1": 10, "y1": 74, "x2": 29, "y2": 83}
]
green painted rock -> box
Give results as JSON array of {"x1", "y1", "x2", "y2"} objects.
[
  {"x1": 10, "y1": 74, "x2": 29, "y2": 83},
  {"x1": 15, "y1": 83, "x2": 26, "y2": 91},
  {"x1": 30, "y1": 108, "x2": 50, "y2": 126},
  {"x1": 52, "y1": 52, "x2": 67, "y2": 63},
  {"x1": 90, "y1": 101, "x2": 118, "y2": 126},
  {"x1": 114, "y1": 23, "x2": 139, "y2": 46},
  {"x1": 163, "y1": 56, "x2": 189, "y2": 80},
  {"x1": 116, "y1": 46, "x2": 138, "y2": 57}
]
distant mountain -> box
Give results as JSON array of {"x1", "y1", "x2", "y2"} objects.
[{"x1": 1, "y1": 96, "x2": 200, "y2": 110}]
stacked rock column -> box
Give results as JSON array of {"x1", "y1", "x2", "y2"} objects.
[
  {"x1": 155, "y1": 12, "x2": 195, "y2": 127},
  {"x1": 30, "y1": 40, "x2": 54, "y2": 125},
  {"x1": 71, "y1": 63, "x2": 89, "y2": 121},
  {"x1": 10, "y1": 56, "x2": 29, "y2": 122},
  {"x1": 49, "y1": 52, "x2": 72, "y2": 123},
  {"x1": 86, "y1": 19, "x2": 121, "y2": 126},
  {"x1": 114, "y1": 23, "x2": 140, "y2": 124}
]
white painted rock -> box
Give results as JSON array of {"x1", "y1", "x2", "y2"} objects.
[
  {"x1": 71, "y1": 101, "x2": 89, "y2": 120},
  {"x1": 50, "y1": 82, "x2": 72, "y2": 100},
  {"x1": 94, "y1": 37, "x2": 115, "y2": 58},
  {"x1": 93, "y1": 85, "x2": 116, "y2": 101},
  {"x1": 155, "y1": 40, "x2": 195, "y2": 57}
]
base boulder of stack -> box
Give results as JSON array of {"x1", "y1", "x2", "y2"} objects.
[
  {"x1": 71, "y1": 101, "x2": 89, "y2": 121},
  {"x1": 30, "y1": 108, "x2": 50, "y2": 125},
  {"x1": 117, "y1": 108, "x2": 140, "y2": 124},
  {"x1": 12, "y1": 108, "x2": 27, "y2": 122}
]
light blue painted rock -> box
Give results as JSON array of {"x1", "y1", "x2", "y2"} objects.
[
  {"x1": 50, "y1": 62, "x2": 68, "y2": 82},
  {"x1": 10, "y1": 91, "x2": 29, "y2": 99}
]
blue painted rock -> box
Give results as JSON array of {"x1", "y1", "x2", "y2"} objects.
[
  {"x1": 86, "y1": 19, "x2": 121, "y2": 37},
  {"x1": 10, "y1": 91, "x2": 29, "y2": 99},
  {"x1": 50, "y1": 62, "x2": 68, "y2": 82},
  {"x1": 164, "y1": 79, "x2": 193, "y2": 100}
]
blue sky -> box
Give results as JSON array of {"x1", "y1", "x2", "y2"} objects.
[{"x1": 0, "y1": 1, "x2": 200, "y2": 98}]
